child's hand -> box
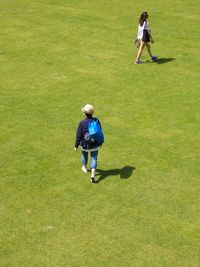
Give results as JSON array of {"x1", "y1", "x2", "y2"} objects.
[{"x1": 74, "y1": 147, "x2": 77, "y2": 151}]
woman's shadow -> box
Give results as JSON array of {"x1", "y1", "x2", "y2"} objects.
[
  {"x1": 95, "y1": 166, "x2": 135, "y2": 183},
  {"x1": 146, "y1": 58, "x2": 175, "y2": 64},
  {"x1": 155, "y1": 58, "x2": 175, "y2": 64}
]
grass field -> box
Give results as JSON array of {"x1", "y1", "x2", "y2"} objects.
[{"x1": 0, "y1": 0, "x2": 200, "y2": 266}]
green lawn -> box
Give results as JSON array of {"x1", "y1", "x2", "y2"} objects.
[{"x1": 0, "y1": 0, "x2": 200, "y2": 266}]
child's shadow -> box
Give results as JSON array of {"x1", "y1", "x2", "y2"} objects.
[{"x1": 96, "y1": 166, "x2": 135, "y2": 183}]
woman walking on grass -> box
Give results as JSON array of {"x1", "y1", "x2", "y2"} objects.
[
  {"x1": 74, "y1": 104, "x2": 104, "y2": 183},
  {"x1": 135, "y1": 11, "x2": 157, "y2": 64}
]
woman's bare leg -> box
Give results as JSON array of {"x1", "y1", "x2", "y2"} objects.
[
  {"x1": 136, "y1": 41, "x2": 145, "y2": 61},
  {"x1": 146, "y1": 43, "x2": 153, "y2": 58}
]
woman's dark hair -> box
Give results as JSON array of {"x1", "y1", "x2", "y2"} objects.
[{"x1": 139, "y1": 11, "x2": 149, "y2": 26}]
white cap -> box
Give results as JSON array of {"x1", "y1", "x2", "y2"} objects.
[{"x1": 81, "y1": 104, "x2": 94, "y2": 114}]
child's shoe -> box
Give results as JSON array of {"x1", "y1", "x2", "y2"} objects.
[
  {"x1": 81, "y1": 165, "x2": 88, "y2": 173},
  {"x1": 91, "y1": 168, "x2": 96, "y2": 183},
  {"x1": 91, "y1": 177, "x2": 96, "y2": 183}
]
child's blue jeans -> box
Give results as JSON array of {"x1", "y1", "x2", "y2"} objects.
[{"x1": 82, "y1": 150, "x2": 98, "y2": 169}]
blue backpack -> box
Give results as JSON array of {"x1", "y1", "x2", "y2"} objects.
[{"x1": 88, "y1": 118, "x2": 104, "y2": 145}]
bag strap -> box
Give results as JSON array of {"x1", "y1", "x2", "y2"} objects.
[{"x1": 93, "y1": 117, "x2": 99, "y2": 123}]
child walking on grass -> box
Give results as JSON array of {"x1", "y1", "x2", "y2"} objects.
[{"x1": 74, "y1": 104, "x2": 104, "y2": 183}]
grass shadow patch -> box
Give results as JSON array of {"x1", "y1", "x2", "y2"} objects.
[
  {"x1": 96, "y1": 166, "x2": 135, "y2": 183},
  {"x1": 145, "y1": 58, "x2": 175, "y2": 64},
  {"x1": 155, "y1": 57, "x2": 175, "y2": 64}
]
